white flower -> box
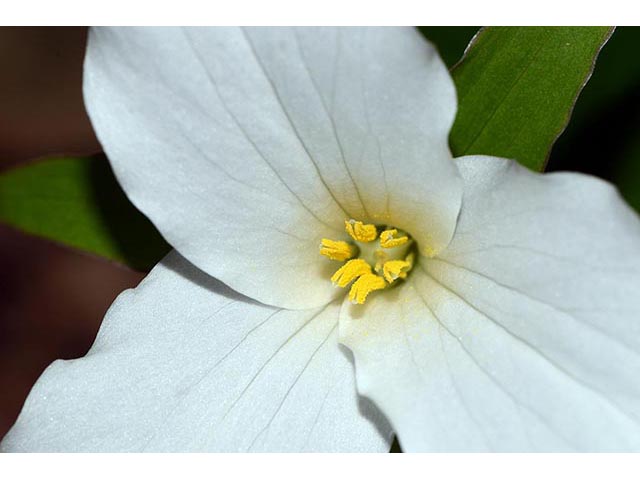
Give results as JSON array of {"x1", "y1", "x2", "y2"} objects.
[{"x1": 3, "y1": 26, "x2": 640, "y2": 452}]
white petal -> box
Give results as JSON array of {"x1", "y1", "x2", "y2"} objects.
[
  {"x1": 1, "y1": 252, "x2": 392, "y2": 452},
  {"x1": 242, "y1": 27, "x2": 462, "y2": 255},
  {"x1": 341, "y1": 157, "x2": 640, "y2": 451},
  {"x1": 84, "y1": 27, "x2": 461, "y2": 308}
]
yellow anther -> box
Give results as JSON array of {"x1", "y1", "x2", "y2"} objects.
[
  {"x1": 382, "y1": 260, "x2": 410, "y2": 283},
  {"x1": 319, "y1": 239, "x2": 358, "y2": 261},
  {"x1": 330, "y1": 259, "x2": 372, "y2": 288},
  {"x1": 379, "y1": 229, "x2": 409, "y2": 248},
  {"x1": 345, "y1": 220, "x2": 378, "y2": 243},
  {"x1": 348, "y1": 273, "x2": 386, "y2": 304},
  {"x1": 382, "y1": 252, "x2": 415, "y2": 284}
]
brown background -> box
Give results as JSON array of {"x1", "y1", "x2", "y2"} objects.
[{"x1": 0, "y1": 27, "x2": 143, "y2": 438}]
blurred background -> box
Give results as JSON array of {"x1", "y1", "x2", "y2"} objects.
[{"x1": 1, "y1": 26, "x2": 639, "y2": 439}]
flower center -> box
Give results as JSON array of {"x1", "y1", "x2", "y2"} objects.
[{"x1": 319, "y1": 219, "x2": 416, "y2": 304}]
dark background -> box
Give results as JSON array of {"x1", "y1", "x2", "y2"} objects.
[{"x1": 1, "y1": 26, "x2": 639, "y2": 440}]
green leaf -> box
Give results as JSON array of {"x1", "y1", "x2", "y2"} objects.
[
  {"x1": 548, "y1": 27, "x2": 640, "y2": 213},
  {"x1": 450, "y1": 26, "x2": 614, "y2": 172},
  {"x1": 0, "y1": 156, "x2": 170, "y2": 271},
  {"x1": 556, "y1": 27, "x2": 640, "y2": 132},
  {"x1": 418, "y1": 26, "x2": 479, "y2": 68}
]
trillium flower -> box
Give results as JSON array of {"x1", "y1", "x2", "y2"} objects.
[{"x1": 3, "y1": 26, "x2": 640, "y2": 453}]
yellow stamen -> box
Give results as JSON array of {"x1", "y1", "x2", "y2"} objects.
[
  {"x1": 379, "y1": 229, "x2": 409, "y2": 248},
  {"x1": 349, "y1": 273, "x2": 386, "y2": 304},
  {"x1": 345, "y1": 220, "x2": 377, "y2": 243},
  {"x1": 382, "y1": 252, "x2": 415, "y2": 284},
  {"x1": 382, "y1": 260, "x2": 409, "y2": 283},
  {"x1": 319, "y1": 239, "x2": 358, "y2": 261},
  {"x1": 330, "y1": 259, "x2": 372, "y2": 287},
  {"x1": 320, "y1": 219, "x2": 416, "y2": 304},
  {"x1": 382, "y1": 252, "x2": 415, "y2": 283}
]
